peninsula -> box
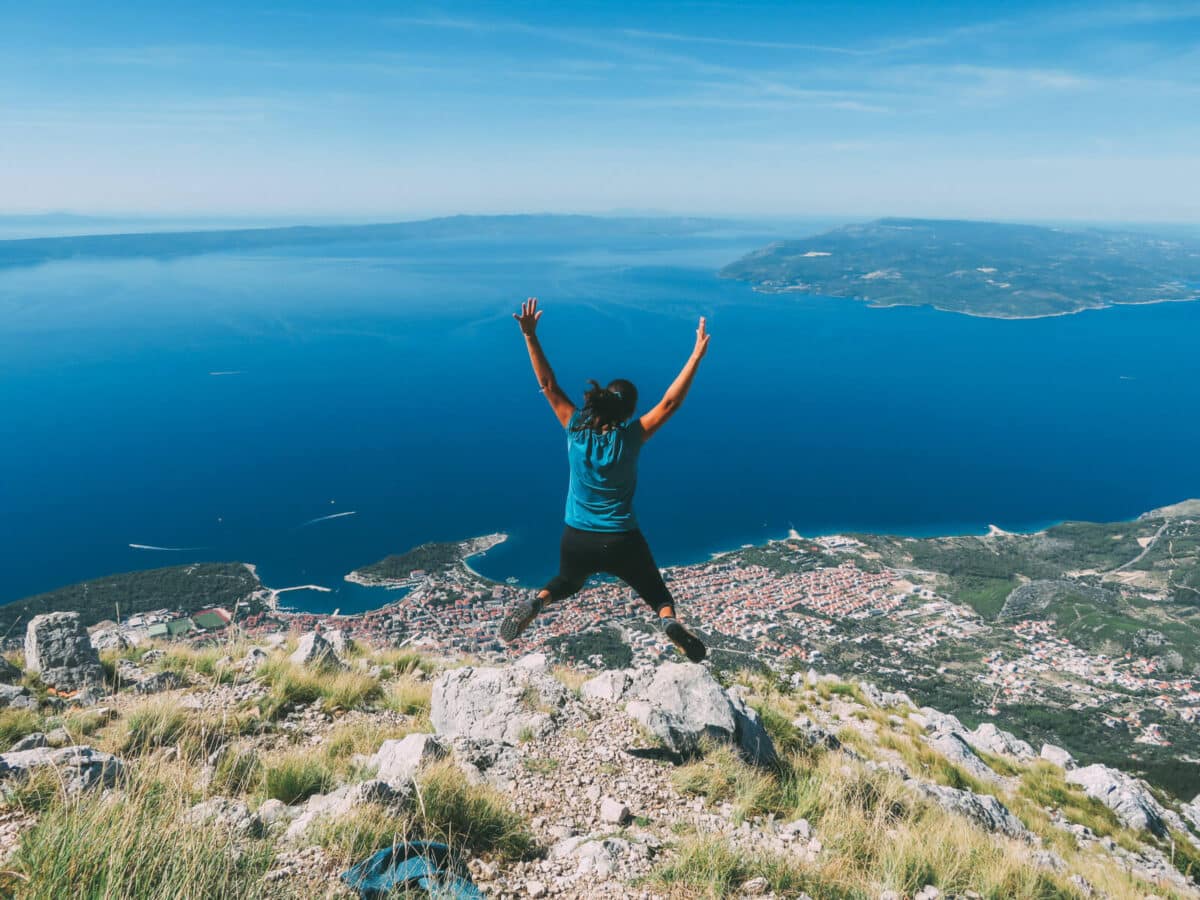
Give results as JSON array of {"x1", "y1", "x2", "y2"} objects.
[{"x1": 720, "y1": 218, "x2": 1200, "y2": 319}]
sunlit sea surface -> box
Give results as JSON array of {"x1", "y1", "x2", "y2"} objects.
[{"x1": 2, "y1": 229, "x2": 1198, "y2": 613}]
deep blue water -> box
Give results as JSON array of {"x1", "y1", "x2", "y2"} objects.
[{"x1": 2, "y1": 232, "x2": 1199, "y2": 614}]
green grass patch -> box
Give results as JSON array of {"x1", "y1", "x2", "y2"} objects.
[
  {"x1": 11, "y1": 772, "x2": 275, "y2": 899},
  {"x1": 651, "y1": 834, "x2": 812, "y2": 898},
  {"x1": 263, "y1": 749, "x2": 336, "y2": 804},
  {"x1": 1019, "y1": 762, "x2": 1123, "y2": 838},
  {"x1": 0, "y1": 708, "x2": 43, "y2": 750}
]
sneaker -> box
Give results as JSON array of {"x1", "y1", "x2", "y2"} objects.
[
  {"x1": 660, "y1": 616, "x2": 707, "y2": 663},
  {"x1": 499, "y1": 594, "x2": 543, "y2": 643}
]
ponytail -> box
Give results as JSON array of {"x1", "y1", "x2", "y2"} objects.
[{"x1": 573, "y1": 379, "x2": 638, "y2": 433}]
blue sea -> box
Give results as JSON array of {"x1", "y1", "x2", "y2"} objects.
[{"x1": 2, "y1": 226, "x2": 1199, "y2": 613}]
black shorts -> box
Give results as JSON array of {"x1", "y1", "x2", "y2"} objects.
[{"x1": 542, "y1": 525, "x2": 674, "y2": 614}]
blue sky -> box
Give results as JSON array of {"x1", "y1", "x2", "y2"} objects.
[{"x1": 1, "y1": 1, "x2": 1198, "y2": 221}]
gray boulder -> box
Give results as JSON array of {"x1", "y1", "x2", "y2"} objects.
[
  {"x1": 927, "y1": 731, "x2": 1001, "y2": 783},
  {"x1": 790, "y1": 715, "x2": 842, "y2": 751},
  {"x1": 966, "y1": 723, "x2": 1035, "y2": 761},
  {"x1": 284, "y1": 779, "x2": 410, "y2": 842},
  {"x1": 917, "y1": 783, "x2": 1034, "y2": 841},
  {"x1": 255, "y1": 798, "x2": 294, "y2": 828},
  {"x1": 580, "y1": 667, "x2": 655, "y2": 703},
  {"x1": 1181, "y1": 795, "x2": 1200, "y2": 832},
  {"x1": 322, "y1": 628, "x2": 352, "y2": 656},
  {"x1": 548, "y1": 834, "x2": 635, "y2": 879},
  {"x1": 1039, "y1": 743, "x2": 1076, "y2": 769},
  {"x1": 727, "y1": 687, "x2": 778, "y2": 767},
  {"x1": 580, "y1": 670, "x2": 631, "y2": 702},
  {"x1": 431, "y1": 663, "x2": 569, "y2": 745},
  {"x1": 0, "y1": 745, "x2": 125, "y2": 793},
  {"x1": 449, "y1": 736, "x2": 522, "y2": 788},
  {"x1": 24, "y1": 612, "x2": 105, "y2": 693},
  {"x1": 917, "y1": 707, "x2": 966, "y2": 734},
  {"x1": 625, "y1": 665, "x2": 735, "y2": 756},
  {"x1": 135, "y1": 671, "x2": 187, "y2": 694},
  {"x1": 625, "y1": 662, "x2": 777, "y2": 765},
  {"x1": 0, "y1": 684, "x2": 36, "y2": 710},
  {"x1": 858, "y1": 682, "x2": 913, "y2": 709},
  {"x1": 184, "y1": 797, "x2": 262, "y2": 836},
  {"x1": 288, "y1": 632, "x2": 344, "y2": 670},
  {"x1": 8, "y1": 733, "x2": 48, "y2": 752},
  {"x1": 369, "y1": 734, "x2": 447, "y2": 786},
  {"x1": 242, "y1": 647, "x2": 270, "y2": 670},
  {"x1": 1066, "y1": 764, "x2": 1167, "y2": 836},
  {"x1": 89, "y1": 628, "x2": 129, "y2": 652}
]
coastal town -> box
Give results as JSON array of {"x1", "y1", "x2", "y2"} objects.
[{"x1": 39, "y1": 504, "x2": 1200, "y2": 793}]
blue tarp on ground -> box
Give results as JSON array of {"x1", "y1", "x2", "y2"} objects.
[{"x1": 341, "y1": 841, "x2": 485, "y2": 899}]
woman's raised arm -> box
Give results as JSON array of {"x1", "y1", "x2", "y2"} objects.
[{"x1": 514, "y1": 297, "x2": 576, "y2": 427}]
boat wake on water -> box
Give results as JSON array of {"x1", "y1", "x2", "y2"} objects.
[{"x1": 298, "y1": 511, "x2": 358, "y2": 528}]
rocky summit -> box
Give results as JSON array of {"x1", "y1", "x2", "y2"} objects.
[
  {"x1": 23, "y1": 612, "x2": 104, "y2": 695},
  {"x1": 0, "y1": 634, "x2": 1198, "y2": 899}
]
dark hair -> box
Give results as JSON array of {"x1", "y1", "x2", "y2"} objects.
[{"x1": 573, "y1": 379, "x2": 638, "y2": 432}]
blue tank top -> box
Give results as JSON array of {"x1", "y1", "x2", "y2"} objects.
[{"x1": 563, "y1": 409, "x2": 645, "y2": 532}]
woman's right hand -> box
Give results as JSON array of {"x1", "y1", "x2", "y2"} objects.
[
  {"x1": 514, "y1": 297, "x2": 543, "y2": 336},
  {"x1": 692, "y1": 316, "x2": 711, "y2": 360}
]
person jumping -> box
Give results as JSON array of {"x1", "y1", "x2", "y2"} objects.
[{"x1": 499, "y1": 297, "x2": 709, "y2": 663}]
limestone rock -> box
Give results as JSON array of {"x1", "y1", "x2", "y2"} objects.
[
  {"x1": 369, "y1": 734, "x2": 447, "y2": 786},
  {"x1": 580, "y1": 670, "x2": 633, "y2": 703},
  {"x1": 449, "y1": 736, "x2": 522, "y2": 788},
  {"x1": 1040, "y1": 743, "x2": 1075, "y2": 769},
  {"x1": 0, "y1": 745, "x2": 124, "y2": 793},
  {"x1": 1066, "y1": 764, "x2": 1167, "y2": 836},
  {"x1": 1181, "y1": 795, "x2": 1200, "y2": 832},
  {"x1": 89, "y1": 628, "x2": 129, "y2": 652},
  {"x1": 135, "y1": 671, "x2": 187, "y2": 694},
  {"x1": 322, "y1": 628, "x2": 352, "y2": 656},
  {"x1": 288, "y1": 632, "x2": 344, "y2": 670},
  {"x1": 625, "y1": 662, "x2": 776, "y2": 765},
  {"x1": 917, "y1": 707, "x2": 966, "y2": 735},
  {"x1": 0, "y1": 684, "x2": 36, "y2": 711},
  {"x1": 284, "y1": 779, "x2": 411, "y2": 842},
  {"x1": 513, "y1": 652, "x2": 548, "y2": 671},
  {"x1": 966, "y1": 723, "x2": 1035, "y2": 761},
  {"x1": 575, "y1": 837, "x2": 631, "y2": 878},
  {"x1": 184, "y1": 797, "x2": 262, "y2": 836},
  {"x1": 917, "y1": 783, "x2": 1034, "y2": 842},
  {"x1": 24, "y1": 612, "x2": 105, "y2": 693},
  {"x1": 599, "y1": 797, "x2": 631, "y2": 825},
  {"x1": 791, "y1": 715, "x2": 841, "y2": 751},
  {"x1": 727, "y1": 686, "x2": 778, "y2": 766},
  {"x1": 430, "y1": 663, "x2": 568, "y2": 745},
  {"x1": 927, "y1": 731, "x2": 1000, "y2": 783},
  {"x1": 9, "y1": 733, "x2": 47, "y2": 752},
  {"x1": 256, "y1": 798, "x2": 294, "y2": 828}
]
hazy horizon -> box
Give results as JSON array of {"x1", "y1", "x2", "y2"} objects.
[{"x1": 3, "y1": 1, "x2": 1199, "y2": 222}]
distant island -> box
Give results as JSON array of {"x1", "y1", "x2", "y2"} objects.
[
  {"x1": 720, "y1": 218, "x2": 1200, "y2": 319},
  {"x1": 0, "y1": 214, "x2": 730, "y2": 270}
]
